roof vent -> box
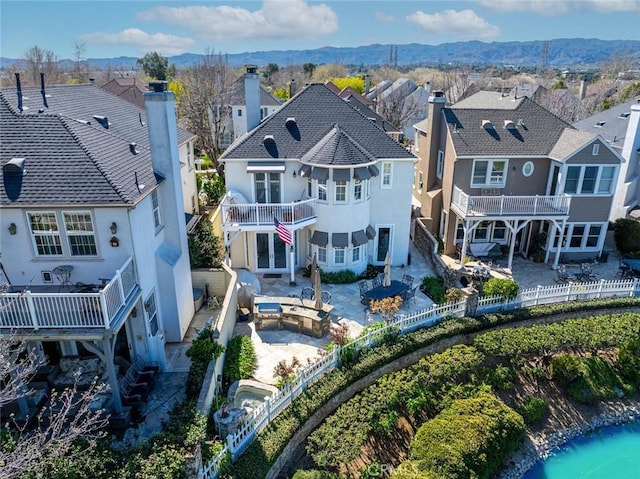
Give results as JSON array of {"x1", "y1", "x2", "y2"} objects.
[
  {"x1": 74, "y1": 119, "x2": 90, "y2": 125},
  {"x1": 129, "y1": 142, "x2": 139, "y2": 155},
  {"x1": 3, "y1": 158, "x2": 26, "y2": 175},
  {"x1": 595, "y1": 121, "x2": 606, "y2": 127},
  {"x1": 504, "y1": 120, "x2": 516, "y2": 129},
  {"x1": 517, "y1": 119, "x2": 525, "y2": 127},
  {"x1": 285, "y1": 117, "x2": 296, "y2": 127},
  {"x1": 482, "y1": 120, "x2": 494, "y2": 129},
  {"x1": 263, "y1": 134, "x2": 275, "y2": 145},
  {"x1": 148, "y1": 81, "x2": 168, "y2": 92},
  {"x1": 92, "y1": 115, "x2": 110, "y2": 128},
  {"x1": 619, "y1": 112, "x2": 631, "y2": 119}
]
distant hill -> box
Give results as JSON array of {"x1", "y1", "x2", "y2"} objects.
[{"x1": 2, "y1": 38, "x2": 639, "y2": 71}]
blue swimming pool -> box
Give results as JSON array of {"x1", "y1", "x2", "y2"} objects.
[{"x1": 523, "y1": 421, "x2": 640, "y2": 479}]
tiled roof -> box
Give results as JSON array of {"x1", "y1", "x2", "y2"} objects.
[
  {"x1": 549, "y1": 128, "x2": 598, "y2": 160},
  {"x1": 444, "y1": 96, "x2": 571, "y2": 157},
  {"x1": 301, "y1": 125, "x2": 376, "y2": 166},
  {"x1": 100, "y1": 78, "x2": 148, "y2": 109},
  {"x1": 229, "y1": 77, "x2": 282, "y2": 107},
  {"x1": 452, "y1": 90, "x2": 526, "y2": 110},
  {"x1": 343, "y1": 94, "x2": 400, "y2": 132},
  {"x1": 573, "y1": 97, "x2": 640, "y2": 151},
  {"x1": 221, "y1": 83, "x2": 414, "y2": 162},
  {"x1": 0, "y1": 85, "x2": 163, "y2": 206}
]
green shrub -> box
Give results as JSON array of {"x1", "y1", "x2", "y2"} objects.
[
  {"x1": 613, "y1": 218, "x2": 640, "y2": 254},
  {"x1": 481, "y1": 364, "x2": 517, "y2": 390},
  {"x1": 551, "y1": 353, "x2": 582, "y2": 383},
  {"x1": 618, "y1": 336, "x2": 640, "y2": 385},
  {"x1": 482, "y1": 278, "x2": 519, "y2": 300},
  {"x1": 197, "y1": 172, "x2": 226, "y2": 205},
  {"x1": 565, "y1": 355, "x2": 634, "y2": 404},
  {"x1": 516, "y1": 397, "x2": 549, "y2": 425},
  {"x1": 407, "y1": 392, "x2": 525, "y2": 479},
  {"x1": 292, "y1": 470, "x2": 339, "y2": 479},
  {"x1": 223, "y1": 336, "x2": 257, "y2": 381},
  {"x1": 445, "y1": 287, "x2": 465, "y2": 303},
  {"x1": 420, "y1": 276, "x2": 445, "y2": 303},
  {"x1": 360, "y1": 264, "x2": 382, "y2": 280},
  {"x1": 186, "y1": 329, "x2": 225, "y2": 364},
  {"x1": 188, "y1": 217, "x2": 223, "y2": 268},
  {"x1": 321, "y1": 269, "x2": 358, "y2": 284}
]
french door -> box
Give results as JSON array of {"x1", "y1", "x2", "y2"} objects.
[
  {"x1": 374, "y1": 225, "x2": 393, "y2": 264},
  {"x1": 256, "y1": 232, "x2": 288, "y2": 271}
]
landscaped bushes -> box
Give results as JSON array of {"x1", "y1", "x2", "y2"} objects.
[
  {"x1": 613, "y1": 218, "x2": 640, "y2": 254},
  {"x1": 617, "y1": 336, "x2": 640, "y2": 385},
  {"x1": 420, "y1": 276, "x2": 445, "y2": 303},
  {"x1": 223, "y1": 336, "x2": 257, "y2": 381},
  {"x1": 516, "y1": 397, "x2": 549, "y2": 425},
  {"x1": 481, "y1": 278, "x2": 519, "y2": 300},
  {"x1": 398, "y1": 392, "x2": 525, "y2": 479}
]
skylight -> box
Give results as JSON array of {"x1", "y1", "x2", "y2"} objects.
[{"x1": 595, "y1": 121, "x2": 606, "y2": 127}]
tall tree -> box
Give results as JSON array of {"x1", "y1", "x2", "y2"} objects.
[
  {"x1": 137, "y1": 52, "x2": 170, "y2": 81},
  {"x1": 23, "y1": 46, "x2": 62, "y2": 85},
  {"x1": 73, "y1": 41, "x2": 87, "y2": 82},
  {"x1": 175, "y1": 50, "x2": 236, "y2": 166}
]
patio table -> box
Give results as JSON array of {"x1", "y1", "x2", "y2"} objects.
[
  {"x1": 622, "y1": 258, "x2": 640, "y2": 275},
  {"x1": 363, "y1": 280, "x2": 410, "y2": 302}
]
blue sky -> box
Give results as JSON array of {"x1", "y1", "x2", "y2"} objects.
[{"x1": 1, "y1": 0, "x2": 639, "y2": 60}]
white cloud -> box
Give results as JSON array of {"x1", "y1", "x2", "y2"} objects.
[
  {"x1": 407, "y1": 9, "x2": 500, "y2": 40},
  {"x1": 137, "y1": 0, "x2": 338, "y2": 41},
  {"x1": 477, "y1": 0, "x2": 640, "y2": 15},
  {"x1": 374, "y1": 11, "x2": 396, "y2": 22},
  {"x1": 80, "y1": 28, "x2": 195, "y2": 55}
]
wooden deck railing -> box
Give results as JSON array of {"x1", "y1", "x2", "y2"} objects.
[{"x1": 451, "y1": 186, "x2": 571, "y2": 217}]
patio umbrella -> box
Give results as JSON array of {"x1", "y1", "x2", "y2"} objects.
[
  {"x1": 383, "y1": 251, "x2": 391, "y2": 287},
  {"x1": 310, "y1": 252, "x2": 317, "y2": 285},
  {"x1": 314, "y1": 265, "x2": 323, "y2": 310}
]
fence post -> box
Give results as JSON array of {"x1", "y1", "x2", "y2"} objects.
[
  {"x1": 265, "y1": 397, "x2": 272, "y2": 422},
  {"x1": 367, "y1": 329, "x2": 372, "y2": 346},
  {"x1": 300, "y1": 369, "x2": 307, "y2": 390},
  {"x1": 332, "y1": 346, "x2": 338, "y2": 366},
  {"x1": 25, "y1": 292, "x2": 39, "y2": 330},
  {"x1": 226, "y1": 434, "x2": 234, "y2": 458},
  {"x1": 566, "y1": 283, "x2": 572, "y2": 301},
  {"x1": 598, "y1": 279, "x2": 605, "y2": 298},
  {"x1": 535, "y1": 285, "x2": 541, "y2": 306}
]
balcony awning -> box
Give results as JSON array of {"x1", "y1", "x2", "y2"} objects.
[
  {"x1": 366, "y1": 225, "x2": 376, "y2": 239},
  {"x1": 310, "y1": 230, "x2": 328, "y2": 246},
  {"x1": 333, "y1": 169, "x2": 351, "y2": 181},
  {"x1": 298, "y1": 164, "x2": 312, "y2": 177},
  {"x1": 246, "y1": 161, "x2": 286, "y2": 172},
  {"x1": 332, "y1": 233, "x2": 349, "y2": 247},
  {"x1": 352, "y1": 230, "x2": 368, "y2": 246},
  {"x1": 368, "y1": 164, "x2": 380, "y2": 177},
  {"x1": 310, "y1": 167, "x2": 329, "y2": 180},
  {"x1": 353, "y1": 167, "x2": 371, "y2": 180}
]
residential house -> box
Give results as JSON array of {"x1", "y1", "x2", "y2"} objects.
[
  {"x1": 219, "y1": 82, "x2": 416, "y2": 280},
  {"x1": 100, "y1": 77, "x2": 148, "y2": 110},
  {"x1": 414, "y1": 90, "x2": 622, "y2": 270},
  {"x1": 0, "y1": 80, "x2": 194, "y2": 413},
  {"x1": 573, "y1": 97, "x2": 640, "y2": 220},
  {"x1": 223, "y1": 67, "x2": 282, "y2": 146}
]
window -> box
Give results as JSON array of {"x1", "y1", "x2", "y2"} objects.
[
  {"x1": 455, "y1": 220, "x2": 465, "y2": 242},
  {"x1": 586, "y1": 225, "x2": 602, "y2": 247},
  {"x1": 317, "y1": 246, "x2": 327, "y2": 263},
  {"x1": 474, "y1": 221, "x2": 489, "y2": 241},
  {"x1": 334, "y1": 248, "x2": 345, "y2": 265},
  {"x1": 353, "y1": 179, "x2": 363, "y2": 201},
  {"x1": 335, "y1": 180, "x2": 347, "y2": 202},
  {"x1": 418, "y1": 171, "x2": 424, "y2": 192},
  {"x1": 151, "y1": 190, "x2": 162, "y2": 230},
  {"x1": 381, "y1": 162, "x2": 392, "y2": 188},
  {"x1": 592, "y1": 144, "x2": 600, "y2": 155},
  {"x1": 261, "y1": 107, "x2": 269, "y2": 120},
  {"x1": 471, "y1": 159, "x2": 507, "y2": 187},
  {"x1": 187, "y1": 142, "x2": 193, "y2": 170},
  {"x1": 317, "y1": 179, "x2": 327, "y2": 202},
  {"x1": 237, "y1": 109, "x2": 242, "y2": 117},
  {"x1": 436, "y1": 150, "x2": 444, "y2": 179},
  {"x1": 28, "y1": 212, "x2": 62, "y2": 256},
  {"x1": 570, "y1": 225, "x2": 585, "y2": 247},
  {"x1": 555, "y1": 223, "x2": 604, "y2": 250},
  {"x1": 563, "y1": 165, "x2": 616, "y2": 195},
  {"x1": 352, "y1": 245, "x2": 362, "y2": 263},
  {"x1": 63, "y1": 212, "x2": 97, "y2": 256},
  {"x1": 522, "y1": 161, "x2": 535, "y2": 177},
  {"x1": 144, "y1": 291, "x2": 159, "y2": 336},
  {"x1": 492, "y1": 222, "x2": 507, "y2": 241}
]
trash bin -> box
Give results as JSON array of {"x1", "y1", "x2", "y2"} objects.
[
  {"x1": 599, "y1": 251, "x2": 609, "y2": 263},
  {"x1": 407, "y1": 252, "x2": 412, "y2": 266}
]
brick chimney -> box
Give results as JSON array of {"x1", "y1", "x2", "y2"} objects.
[{"x1": 244, "y1": 65, "x2": 261, "y2": 133}]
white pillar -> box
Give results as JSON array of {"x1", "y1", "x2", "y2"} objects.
[{"x1": 289, "y1": 244, "x2": 296, "y2": 286}]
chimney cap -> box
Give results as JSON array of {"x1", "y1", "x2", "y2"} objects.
[
  {"x1": 148, "y1": 81, "x2": 168, "y2": 92},
  {"x1": 245, "y1": 65, "x2": 258, "y2": 74}
]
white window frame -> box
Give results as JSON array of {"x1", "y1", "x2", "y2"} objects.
[
  {"x1": 471, "y1": 159, "x2": 508, "y2": 188},
  {"x1": 522, "y1": 161, "x2": 535, "y2": 177},
  {"x1": 152, "y1": 190, "x2": 162, "y2": 231},
  {"x1": 352, "y1": 244, "x2": 362, "y2": 263},
  {"x1": 187, "y1": 141, "x2": 193, "y2": 170},
  {"x1": 552, "y1": 222, "x2": 605, "y2": 251},
  {"x1": 317, "y1": 245, "x2": 327, "y2": 264},
  {"x1": 144, "y1": 290, "x2": 159, "y2": 337},
  {"x1": 592, "y1": 143, "x2": 600, "y2": 155},
  {"x1": 563, "y1": 165, "x2": 616, "y2": 195},
  {"x1": 414, "y1": 131, "x2": 420, "y2": 153},
  {"x1": 353, "y1": 179, "x2": 363, "y2": 202},
  {"x1": 317, "y1": 179, "x2": 327, "y2": 202},
  {"x1": 381, "y1": 162, "x2": 393, "y2": 189},
  {"x1": 334, "y1": 180, "x2": 347, "y2": 203},
  {"x1": 27, "y1": 211, "x2": 63, "y2": 257},
  {"x1": 333, "y1": 247, "x2": 346, "y2": 266},
  {"x1": 418, "y1": 171, "x2": 424, "y2": 193},
  {"x1": 492, "y1": 221, "x2": 508, "y2": 243},
  {"x1": 436, "y1": 150, "x2": 444, "y2": 179},
  {"x1": 63, "y1": 211, "x2": 98, "y2": 257}
]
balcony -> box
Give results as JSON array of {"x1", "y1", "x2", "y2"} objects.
[
  {"x1": 221, "y1": 197, "x2": 317, "y2": 229},
  {"x1": 451, "y1": 186, "x2": 571, "y2": 218},
  {"x1": 0, "y1": 257, "x2": 139, "y2": 334}
]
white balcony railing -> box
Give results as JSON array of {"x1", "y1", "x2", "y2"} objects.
[
  {"x1": 0, "y1": 257, "x2": 138, "y2": 331},
  {"x1": 451, "y1": 186, "x2": 571, "y2": 218},
  {"x1": 220, "y1": 198, "x2": 317, "y2": 228}
]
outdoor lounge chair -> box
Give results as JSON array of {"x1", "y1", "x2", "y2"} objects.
[{"x1": 358, "y1": 281, "x2": 370, "y2": 304}]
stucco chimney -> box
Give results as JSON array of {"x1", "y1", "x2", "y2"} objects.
[
  {"x1": 289, "y1": 79, "x2": 297, "y2": 98},
  {"x1": 579, "y1": 79, "x2": 587, "y2": 100},
  {"x1": 365, "y1": 74, "x2": 371, "y2": 95},
  {"x1": 244, "y1": 65, "x2": 261, "y2": 133},
  {"x1": 424, "y1": 81, "x2": 431, "y2": 97}
]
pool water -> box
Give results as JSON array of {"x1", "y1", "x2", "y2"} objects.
[{"x1": 523, "y1": 421, "x2": 640, "y2": 479}]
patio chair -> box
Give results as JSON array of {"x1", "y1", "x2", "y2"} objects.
[
  {"x1": 579, "y1": 263, "x2": 598, "y2": 282},
  {"x1": 618, "y1": 263, "x2": 634, "y2": 279},
  {"x1": 402, "y1": 286, "x2": 418, "y2": 307},
  {"x1": 554, "y1": 264, "x2": 571, "y2": 284},
  {"x1": 358, "y1": 281, "x2": 370, "y2": 304},
  {"x1": 133, "y1": 356, "x2": 160, "y2": 376},
  {"x1": 321, "y1": 291, "x2": 332, "y2": 304},
  {"x1": 371, "y1": 274, "x2": 383, "y2": 289},
  {"x1": 300, "y1": 287, "x2": 315, "y2": 301},
  {"x1": 401, "y1": 274, "x2": 414, "y2": 287}
]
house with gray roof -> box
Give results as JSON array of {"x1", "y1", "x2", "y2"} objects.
[
  {"x1": 574, "y1": 97, "x2": 640, "y2": 220},
  {"x1": 1, "y1": 80, "x2": 195, "y2": 414},
  {"x1": 219, "y1": 83, "x2": 416, "y2": 278},
  {"x1": 414, "y1": 90, "x2": 622, "y2": 270}
]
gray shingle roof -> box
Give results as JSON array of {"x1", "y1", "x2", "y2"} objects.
[
  {"x1": 0, "y1": 85, "x2": 163, "y2": 206},
  {"x1": 343, "y1": 94, "x2": 400, "y2": 132},
  {"x1": 221, "y1": 83, "x2": 414, "y2": 162},
  {"x1": 548, "y1": 128, "x2": 597, "y2": 160},
  {"x1": 444, "y1": 97, "x2": 572, "y2": 157},
  {"x1": 452, "y1": 90, "x2": 526, "y2": 110},
  {"x1": 573, "y1": 97, "x2": 640, "y2": 151},
  {"x1": 301, "y1": 125, "x2": 376, "y2": 166},
  {"x1": 229, "y1": 77, "x2": 282, "y2": 107}
]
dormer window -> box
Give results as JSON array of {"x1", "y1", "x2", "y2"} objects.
[
  {"x1": 592, "y1": 143, "x2": 600, "y2": 156},
  {"x1": 595, "y1": 121, "x2": 606, "y2": 127}
]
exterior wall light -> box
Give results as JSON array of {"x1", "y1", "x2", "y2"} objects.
[
  {"x1": 110, "y1": 236, "x2": 120, "y2": 247},
  {"x1": 8, "y1": 223, "x2": 17, "y2": 235},
  {"x1": 110, "y1": 222, "x2": 118, "y2": 234}
]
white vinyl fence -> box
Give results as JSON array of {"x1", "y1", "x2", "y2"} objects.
[{"x1": 200, "y1": 277, "x2": 640, "y2": 478}]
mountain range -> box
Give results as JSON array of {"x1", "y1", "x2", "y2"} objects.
[{"x1": 2, "y1": 38, "x2": 639, "y2": 71}]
